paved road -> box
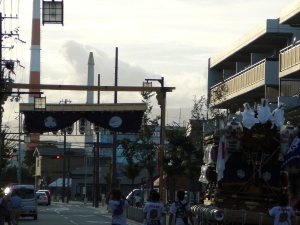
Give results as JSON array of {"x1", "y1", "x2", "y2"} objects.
[{"x1": 17, "y1": 201, "x2": 140, "y2": 225}]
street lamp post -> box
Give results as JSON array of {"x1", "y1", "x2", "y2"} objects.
[{"x1": 144, "y1": 77, "x2": 166, "y2": 204}]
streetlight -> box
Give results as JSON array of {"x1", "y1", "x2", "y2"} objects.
[{"x1": 143, "y1": 77, "x2": 166, "y2": 204}]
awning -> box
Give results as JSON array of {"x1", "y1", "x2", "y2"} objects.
[{"x1": 48, "y1": 178, "x2": 72, "y2": 187}]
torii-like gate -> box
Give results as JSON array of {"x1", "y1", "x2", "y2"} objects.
[{"x1": 7, "y1": 82, "x2": 175, "y2": 205}]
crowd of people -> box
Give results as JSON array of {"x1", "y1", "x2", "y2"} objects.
[
  {"x1": 1, "y1": 186, "x2": 299, "y2": 225},
  {"x1": 104, "y1": 187, "x2": 300, "y2": 225},
  {"x1": 105, "y1": 188, "x2": 194, "y2": 225}
]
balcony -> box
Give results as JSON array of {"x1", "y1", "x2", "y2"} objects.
[
  {"x1": 209, "y1": 59, "x2": 279, "y2": 108},
  {"x1": 279, "y1": 41, "x2": 300, "y2": 79}
]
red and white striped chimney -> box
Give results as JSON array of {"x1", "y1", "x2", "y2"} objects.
[{"x1": 27, "y1": 0, "x2": 41, "y2": 148}]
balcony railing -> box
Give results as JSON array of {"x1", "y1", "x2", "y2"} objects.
[
  {"x1": 280, "y1": 41, "x2": 300, "y2": 72},
  {"x1": 210, "y1": 60, "x2": 266, "y2": 104}
]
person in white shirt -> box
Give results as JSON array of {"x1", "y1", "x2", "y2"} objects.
[
  {"x1": 105, "y1": 188, "x2": 129, "y2": 225},
  {"x1": 269, "y1": 194, "x2": 295, "y2": 225},
  {"x1": 143, "y1": 191, "x2": 165, "y2": 225},
  {"x1": 169, "y1": 189, "x2": 194, "y2": 225},
  {"x1": 134, "y1": 193, "x2": 141, "y2": 208}
]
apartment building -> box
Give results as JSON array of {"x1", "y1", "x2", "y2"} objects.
[{"x1": 207, "y1": 0, "x2": 300, "y2": 113}]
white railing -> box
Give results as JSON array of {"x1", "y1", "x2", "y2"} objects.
[
  {"x1": 210, "y1": 60, "x2": 265, "y2": 103},
  {"x1": 126, "y1": 205, "x2": 198, "y2": 225},
  {"x1": 280, "y1": 41, "x2": 300, "y2": 72}
]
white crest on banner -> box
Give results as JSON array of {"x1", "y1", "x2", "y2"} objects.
[{"x1": 44, "y1": 116, "x2": 57, "y2": 128}]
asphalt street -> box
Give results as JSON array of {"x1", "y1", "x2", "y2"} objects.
[{"x1": 16, "y1": 201, "x2": 140, "y2": 225}]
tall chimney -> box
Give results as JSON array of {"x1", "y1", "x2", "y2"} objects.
[
  {"x1": 85, "y1": 52, "x2": 95, "y2": 151},
  {"x1": 27, "y1": 0, "x2": 41, "y2": 149}
]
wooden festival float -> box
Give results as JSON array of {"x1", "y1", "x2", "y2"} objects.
[{"x1": 193, "y1": 99, "x2": 300, "y2": 225}]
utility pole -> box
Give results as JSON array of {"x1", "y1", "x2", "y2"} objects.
[
  {"x1": 60, "y1": 99, "x2": 72, "y2": 203},
  {"x1": 112, "y1": 47, "x2": 118, "y2": 188}
]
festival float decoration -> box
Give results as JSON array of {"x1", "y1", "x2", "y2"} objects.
[{"x1": 196, "y1": 98, "x2": 300, "y2": 225}]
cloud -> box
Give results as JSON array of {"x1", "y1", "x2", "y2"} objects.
[{"x1": 1, "y1": 0, "x2": 295, "y2": 125}]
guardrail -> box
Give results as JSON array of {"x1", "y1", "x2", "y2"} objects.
[{"x1": 126, "y1": 205, "x2": 199, "y2": 225}]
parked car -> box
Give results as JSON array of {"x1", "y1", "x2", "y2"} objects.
[
  {"x1": 36, "y1": 192, "x2": 48, "y2": 206},
  {"x1": 126, "y1": 188, "x2": 159, "y2": 204},
  {"x1": 37, "y1": 190, "x2": 51, "y2": 205}
]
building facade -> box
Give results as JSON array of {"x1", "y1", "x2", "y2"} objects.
[{"x1": 207, "y1": 1, "x2": 300, "y2": 113}]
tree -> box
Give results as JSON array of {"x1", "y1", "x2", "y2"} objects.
[
  {"x1": 1, "y1": 166, "x2": 35, "y2": 187},
  {"x1": 119, "y1": 91, "x2": 160, "y2": 190},
  {"x1": 120, "y1": 138, "x2": 143, "y2": 206},
  {"x1": 0, "y1": 130, "x2": 18, "y2": 175},
  {"x1": 284, "y1": 98, "x2": 300, "y2": 127},
  {"x1": 163, "y1": 123, "x2": 199, "y2": 201},
  {"x1": 104, "y1": 160, "x2": 112, "y2": 189},
  {"x1": 122, "y1": 162, "x2": 143, "y2": 206},
  {"x1": 23, "y1": 147, "x2": 36, "y2": 174}
]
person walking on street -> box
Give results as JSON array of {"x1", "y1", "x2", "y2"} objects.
[
  {"x1": 10, "y1": 191, "x2": 22, "y2": 225},
  {"x1": 169, "y1": 189, "x2": 194, "y2": 225},
  {"x1": 269, "y1": 194, "x2": 295, "y2": 225},
  {"x1": 105, "y1": 188, "x2": 129, "y2": 225},
  {"x1": 143, "y1": 191, "x2": 165, "y2": 225},
  {"x1": 101, "y1": 193, "x2": 105, "y2": 206},
  {"x1": 134, "y1": 193, "x2": 141, "y2": 208},
  {"x1": 0, "y1": 189, "x2": 8, "y2": 225}
]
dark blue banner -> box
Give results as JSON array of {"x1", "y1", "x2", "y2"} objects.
[
  {"x1": 281, "y1": 125, "x2": 300, "y2": 169},
  {"x1": 23, "y1": 111, "x2": 144, "y2": 133}
]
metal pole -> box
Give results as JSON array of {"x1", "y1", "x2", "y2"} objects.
[
  {"x1": 18, "y1": 113, "x2": 21, "y2": 184},
  {"x1": 95, "y1": 133, "x2": 99, "y2": 207},
  {"x1": 159, "y1": 77, "x2": 166, "y2": 205},
  {"x1": 112, "y1": 47, "x2": 118, "y2": 188},
  {"x1": 0, "y1": 13, "x2": 3, "y2": 181},
  {"x1": 93, "y1": 144, "x2": 95, "y2": 207},
  {"x1": 84, "y1": 155, "x2": 87, "y2": 204},
  {"x1": 62, "y1": 129, "x2": 66, "y2": 202},
  {"x1": 67, "y1": 153, "x2": 70, "y2": 203}
]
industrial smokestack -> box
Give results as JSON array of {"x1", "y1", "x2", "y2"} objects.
[
  {"x1": 27, "y1": 0, "x2": 41, "y2": 150},
  {"x1": 85, "y1": 52, "x2": 95, "y2": 151},
  {"x1": 29, "y1": 0, "x2": 41, "y2": 104}
]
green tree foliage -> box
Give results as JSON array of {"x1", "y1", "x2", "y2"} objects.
[
  {"x1": 1, "y1": 166, "x2": 35, "y2": 186},
  {"x1": 0, "y1": 130, "x2": 18, "y2": 173},
  {"x1": 122, "y1": 161, "x2": 143, "y2": 206},
  {"x1": 120, "y1": 91, "x2": 160, "y2": 190},
  {"x1": 284, "y1": 98, "x2": 300, "y2": 127},
  {"x1": 104, "y1": 160, "x2": 112, "y2": 188},
  {"x1": 120, "y1": 136, "x2": 143, "y2": 205},
  {"x1": 23, "y1": 147, "x2": 36, "y2": 174},
  {"x1": 163, "y1": 123, "x2": 200, "y2": 197}
]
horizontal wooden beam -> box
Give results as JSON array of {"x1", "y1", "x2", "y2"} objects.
[
  {"x1": 19, "y1": 103, "x2": 147, "y2": 112},
  {"x1": 7, "y1": 83, "x2": 176, "y2": 92}
]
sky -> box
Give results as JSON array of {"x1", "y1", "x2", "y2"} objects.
[{"x1": 1, "y1": 0, "x2": 296, "y2": 137}]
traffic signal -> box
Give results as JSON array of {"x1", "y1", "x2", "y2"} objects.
[
  {"x1": 9, "y1": 155, "x2": 13, "y2": 159},
  {"x1": 50, "y1": 155, "x2": 61, "y2": 159}
]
